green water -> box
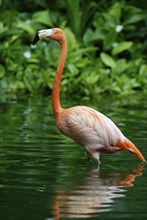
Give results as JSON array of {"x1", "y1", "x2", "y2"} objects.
[{"x1": 0, "y1": 94, "x2": 147, "y2": 220}]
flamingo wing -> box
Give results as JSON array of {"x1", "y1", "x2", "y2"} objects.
[{"x1": 59, "y1": 106, "x2": 125, "y2": 151}]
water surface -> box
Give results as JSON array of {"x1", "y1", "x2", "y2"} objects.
[{"x1": 0, "y1": 94, "x2": 147, "y2": 220}]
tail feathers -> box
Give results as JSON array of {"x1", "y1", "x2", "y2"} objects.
[{"x1": 117, "y1": 138, "x2": 146, "y2": 162}]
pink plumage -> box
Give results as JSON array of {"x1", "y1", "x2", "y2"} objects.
[{"x1": 56, "y1": 106, "x2": 124, "y2": 162}]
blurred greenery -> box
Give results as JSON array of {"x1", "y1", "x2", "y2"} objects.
[{"x1": 0, "y1": 0, "x2": 147, "y2": 98}]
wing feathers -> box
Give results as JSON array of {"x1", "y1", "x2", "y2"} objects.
[
  {"x1": 62, "y1": 106, "x2": 125, "y2": 148},
  {"x1": 117, "y1": 139, "x2": 146, "y2": 162}
]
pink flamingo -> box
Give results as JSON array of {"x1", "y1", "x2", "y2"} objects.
[{"x1": 33, "y1": 28, "x2": 145, "y2": 163}]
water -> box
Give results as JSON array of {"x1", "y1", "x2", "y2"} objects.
[{"x1": 0, "y1": 94, "x2": 147, "y2": 220}]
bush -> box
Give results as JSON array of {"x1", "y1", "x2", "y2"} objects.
[{"x1": 0, "y1": 0, "x2": 146, "y2": 97}]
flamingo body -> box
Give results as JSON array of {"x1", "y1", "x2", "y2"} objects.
[
  {"x1": 33, "y1": 28, "x2": 145, "y2": 163},
  {"x1": 55, "y1": 106, "x2": 145, "y2": 162}
]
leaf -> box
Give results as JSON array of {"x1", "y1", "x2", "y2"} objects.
[
  {"x1": 100, "y1": 52, "x2": 116, "y2": 68},
  {"x1": 0, "y1": 65, "x2": 5, "y2": 78},
  {"x1": 17, "y1": 22, "x2": 34, "y2": 35},
  {"x1": 83, "y1": 28, "x2": 94, "y2": 44},
  {"x1": 32, "y1": 10, "x2": 53, "y2": 26},
  {"x1": 109, "y1": 2, "x2": 122, "y2": 19},
  {"x1": 115, "y1": 59, "x2": 127, "y2": 74},
  {"x1": 102, "y1": 13, "x2": 118, "y2": 28},
  {"x1": 104, "y1": 30, "x2": 117, "y2": 49},
  {"x1": 67, "y1": 64, "x2": 78, "y2": 75},
  {"x1": 92, "y1": 29, "x2": 106, "y2": 40},
  {"x1": 88, "y1": 73, "x2": 99, "y2": 84},
  {"x1": 112, "y1": 41, "x2": 133, "y2": 55},
  {"x1": 66, "y1": 0, "x2": 81, "y2": 36},
  {"x1": 64, "y1": 28, "x2": 77, "y2": 51},
  {"x1": 139, "y1": 65, "x2": 147, "y2": 76},
  {"x1": 124, "y1": 14, "x2": 145, "y2": 25}
]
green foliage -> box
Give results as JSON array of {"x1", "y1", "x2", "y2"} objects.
[
  {"x1": 0, "y1": 0, "x2": 146, "y2": 98},
  {"x1": 100, "y1": 53, "x2": 116, "y2": 69},
  {"x1": 65, "y1": 0, "x2": 97, "y2": 40}
]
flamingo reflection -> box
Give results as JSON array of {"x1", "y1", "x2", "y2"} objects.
[{"x1": 51, "y1": 163, "x2": 144, "y2": 219}]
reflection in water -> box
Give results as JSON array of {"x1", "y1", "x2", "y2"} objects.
[{"x1": 52, "y1": 163, "x2": 144, "y2": 219}]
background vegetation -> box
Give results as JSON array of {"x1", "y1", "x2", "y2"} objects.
[{"x1": 0, "y1": 0, "x2": 147, "y2": 98}]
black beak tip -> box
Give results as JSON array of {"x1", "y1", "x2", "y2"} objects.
[{"x1": 32, "y1": 33, "x2": 39, "y2": 45}]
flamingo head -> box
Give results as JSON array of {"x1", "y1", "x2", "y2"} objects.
[{"x1": 32, "y1": 28, "x2": 65, "y2": 45}]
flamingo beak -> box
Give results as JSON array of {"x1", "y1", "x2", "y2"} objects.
[
  {"x1": 32, "y1": 29, "x2": 55, "y2": 45},
  {"x1": 32, "y1": 33, "x2": 39, "y2": 45}
]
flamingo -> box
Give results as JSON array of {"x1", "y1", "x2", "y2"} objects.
[{"x1": 32, "y1": 28, "x2": 145, "y2": 163}]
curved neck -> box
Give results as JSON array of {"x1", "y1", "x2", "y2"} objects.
[{"x1": 52, "y1": 38, "x2": 67, "y2": 118}]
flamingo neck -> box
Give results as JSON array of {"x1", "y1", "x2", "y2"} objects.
[{"x1": 52, "y1": 38, "x2": 67, "y2": 119}]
